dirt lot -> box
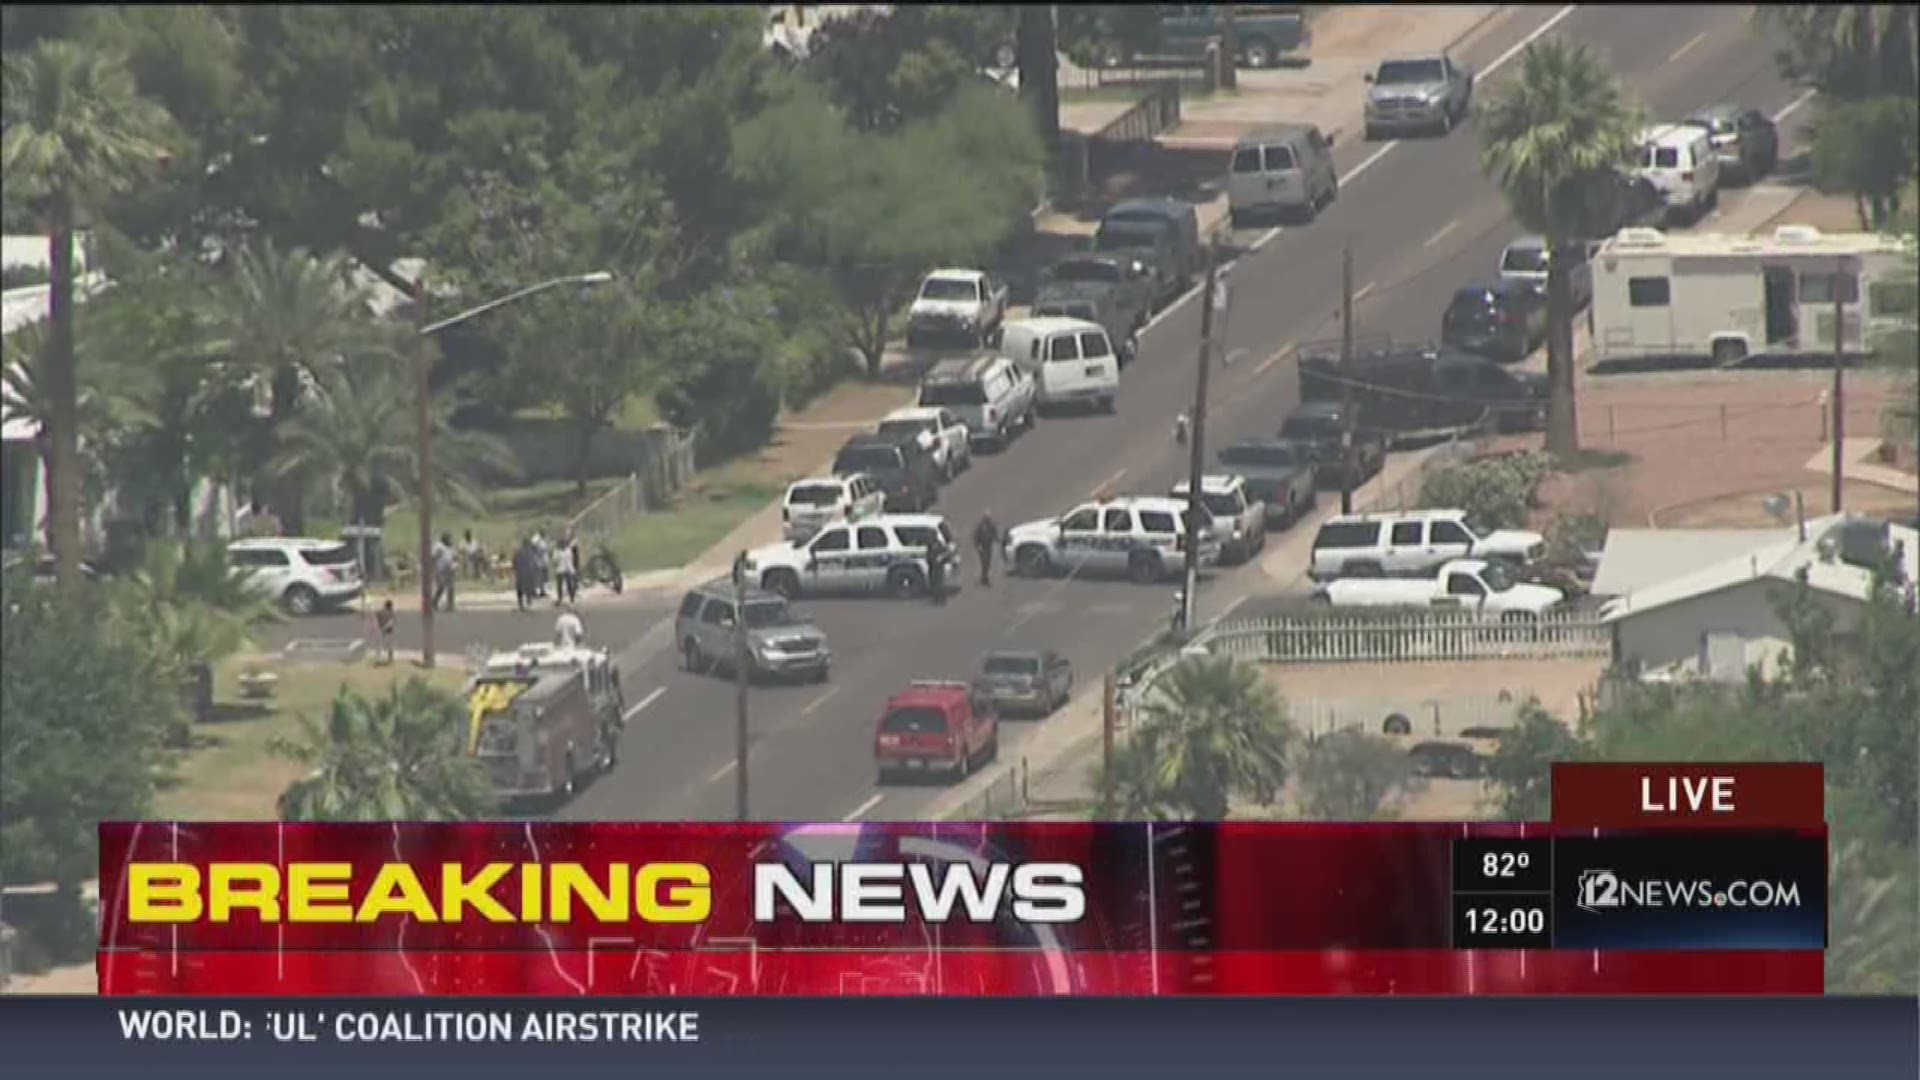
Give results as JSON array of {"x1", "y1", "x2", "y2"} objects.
[{"x1": 1261, "y1": 659, "x2": 1607, "y2": 733}]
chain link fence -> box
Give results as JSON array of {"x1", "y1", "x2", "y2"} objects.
[{"x1": 564, "y1": 428, "x2": 698, "y2": 541}]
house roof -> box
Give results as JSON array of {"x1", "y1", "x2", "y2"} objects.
[
  {"x1": 1591, "y1": 526, "x2": 1796, "y2": 597},
  {"x1": 1602, "y1": 516, "x2": 1920, "y2": 622}
]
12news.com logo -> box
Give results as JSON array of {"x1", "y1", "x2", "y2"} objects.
[{"x1": 1575, "y1": 869, "x2": 1806, "y2": 913}]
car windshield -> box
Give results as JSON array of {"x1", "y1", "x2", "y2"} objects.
[
  {"x1": 787, "y1": 483, "x2": 844, "y2": 507},
  {"x1": 1096, "y1": 224, "x2": 1161, "y2": 251},
  {"x1": 303, "y1": 543, "x2": 358, "y2": 566},
  {"x1": 983, "y1": 655, "x2": 1041, "y2": 676},
  {"x1": 1502, "y1": 246, "x2": 1548, "y2": 273},
  {"x1": 1052, "y1": 260, "x2": 1121, "y2": 283},
  {"x1": 1688, "y1": 114, "x2": 1734, "y2": 133},
  {"x1": 1200, "y1": 492, "x2": 1245, "y2": 516},
  {"x1": 1281, "y1": 416, "x2": 1339, "y2": 440},
  {"x1": 1220, "y1": 445, "x2": 1298, "y2": 468},
  {"x1": 1645, "y1": 145, "x2": 1681, "y2": 169},
  {"x1": 920, "y1": 380, "x2": 987, "y2": 406},
  {"x1": 1481, "y1": 563, "x2": 1515, "y2": 592},
  {"x1": 880, "y1": 706, "x2": 949, "y2": 735},
  {"x1": 920, "y1": 277, "x2": 978, "y2": 301},
  {"x1": 743, "y1": 600, "x2": 793, "y2": 629},
  {"x1": 877, "y1": 419, "x2": 932, "y2": 439},
  {"x1": 1376, "y1": 59, "x2": 1444, "y2": 84},
  {"x1": 835, "y1": 447, "x2": 900, "y2": 473},
  {"x1": 1036, "y1": 302, "x2": 1099, "y2": 321}
]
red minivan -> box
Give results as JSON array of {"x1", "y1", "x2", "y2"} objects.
[{"x1": 874, "y1": 681, "x2": 999, "y2": 784}]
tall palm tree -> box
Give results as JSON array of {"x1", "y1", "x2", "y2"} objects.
[
  {"x1": 275, "y1": 680, "x2": 496, "y2": 822},
  {"x1": 2, "y1": 315, "x2": 158, "y2": 485},
  {"x1": 112, "y1": 541, "x2": 280, "y2": 741},
  {"x1": 266, "y1": 344, "x2": 520, "y2": 530},
  {"x1": 196, "y1": 238, "x2": 384, "y2": 533},
  {"x1": 1107, "y1": 655, "x2": 1293, "y2": 820},
  {"x1": 1477, "y1": 38, "x2": 1644, "y2": 457},
  {"x1": 1, "y1": 41, "x2": 173, "y2": 584}
]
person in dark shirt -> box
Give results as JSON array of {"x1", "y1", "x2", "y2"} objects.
[
  {"x1": 512, "y1": 537, "x2": 538, "y2": 612},
  {"x1": 973, "y1": 513, "x2": 999, "y2": 587},
  {"x1": 927, "y1": 531, "x2": 950, "y2": 605}
]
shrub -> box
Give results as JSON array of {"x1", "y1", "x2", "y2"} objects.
[{"x1": 1417, "y1": 450, "x2": 1554, "y2": 530}]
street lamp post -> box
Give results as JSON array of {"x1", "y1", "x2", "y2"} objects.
[{"x1": 411, "y1": 271, "x2": 614, "y2": 668}]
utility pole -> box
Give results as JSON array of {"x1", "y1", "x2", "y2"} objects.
[
  {"x1": 1181, "y1": 248, "x2": 1220, "y2": 636},
  {"x1": 1339, "y1": 245, "x2": 1356, "y2": 514},
  {"x1": 1101, "y1": 672, "x2": 1117, "y2": 810},
  {"x1": 731, "y1": 551, "x2": 752, "y2": 822},
  {"x1": 414, "y1": 281, "x2": 439, "y2": 668},
  {"x1": 1218, "y1": 6, "x2": 1240, "y2": 91},
  {"x1": 1831, "y1": 255, "x2": 1847, "y2": 515}
]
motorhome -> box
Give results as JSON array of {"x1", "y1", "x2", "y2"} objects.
[{"x1": 1590, "y1": 226, "x2": 1916, "y2": 367}]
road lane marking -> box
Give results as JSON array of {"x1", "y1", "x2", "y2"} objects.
[
  {"x1": 1091, "y1": 466, "x2": 1128, "y2": 498},
  {"x1": 800, "y1": 688, "x2": 840, "y2": 717},
  {"x1": 1480, "y1": 4, "x2": 1578, "y2": 79},
  {"x1": 1423, "y1": 220, "x2": 1460, "y2": 248},
  {"x1": 1773, "y1": 89, "x2": 1816, "y2": 125},
  {"x1": 622, "y1": 687, "x2": 666, "y2": 720},
  {"x1": 708, "y1": 760, "x2": 737, "y2": 785},
  {"x1": 1224, "y1": 347, "x2": 1250, "y2": 366},
  {"x1": 842, "y1": 793, "x2": 885, "y2": 822},
  {"x1": 1667, "y1": 31, "x2": 1709, "y2": 64},
  {"x1": 1353, "y1": 281, "x2": 1378, "y2": 302}
]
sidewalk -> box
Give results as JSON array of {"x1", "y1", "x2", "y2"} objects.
[{"x1": 365, "y1": 565, "x2": 702, "y2": 614}]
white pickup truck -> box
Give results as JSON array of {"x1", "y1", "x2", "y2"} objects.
[
  {"x1": 875, "y1": 406, "x2": 972, "y2": 480},
  {"x1": 906, "y1": 268, "x2": 1009, "y2": 350},
  {"x1": 1312, "y1": 558, "x2": 1564, "y2": 617}
]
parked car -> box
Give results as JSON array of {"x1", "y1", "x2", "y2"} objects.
[
  {"x1": 1095, "y1": 198, "x2": 1203, "y2": 304},
  {"x1": 1104, "y1": 4, "x2": 1309, "y2": 70},
  {"x1": 1029, "y1": 291, "x2": 1141, "y2": 367},
  {"x1": 1311, "y1": 558, "x2": 1564, "y2": 616},
  {"x1": 742, "y1": 514, "x2": 961, "y2": 600},
  {"x1": 1226, "y1": 123, "x2": 1339, "y2": 228},
  {"x1": 917, "y1": 354, "x2": 1037, "y2": 449},
  {"x1": 831, "y1": 431, "x2": 941, "y2": 512},
  {"x1": 1364, "y1": 53, "x2": 1474, "y2": 139},
  {"x1": 1279, "y1": 401, "x2": 1387, "y2": 490},
  {"x1": 874, "y1": 680, "x2": 999, "y2": 784},
  {"x1": 875, "y1": 406, "x2": 972, "y2": 480},
  {"x1": 1442, "y1": 280, "x2": 1547, "y2": 363},
  {"x1": 906, "y1": 268, "x2": 1008, "y2": 350},
  {"x1": 1635, "y1": 123, "x2": 1721, "y2": 223},
  {"x1": 1213, "y1": 439, "x2": 1317, "y2": 527},
  {"x1": 1038, "y1": 251, "x2": 1156, "y2": 332},
  {"x1": 782, "y1": 474, "x2": 886, "y2": 542},
  {"x1": 1307, "y1": 510, "x2": 1547, "y2": 581},
  {"x1": 674, "y1": 578, "x2": 832, "y2": 682},
  {"x1": 1681, "y1": 104, "x2": 1778, "y2": 185},
  {"x1": 1170, "y1": 473, "x2": 1268, "y2": 564},
  {"x1": 971, "y1": 649, "x2": 1074, "y2": 718},
  {"x1": 999, "y1": 317, "x2": 1122, "y2": 415},
  {"x1": 228, "y1": 537, "x2": 364, "y2": 615},
  {"x1": 1499, "y1": 235, "x2": 1593, "y2": 310},
  {"x1": 1592, "y1": 169, "x2": 1670, "y2": 236},
  {"x1": 1299, "y1": 340, "x2": 1550, "y2": 436}
]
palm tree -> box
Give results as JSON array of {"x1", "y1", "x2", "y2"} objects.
[
  {"x1": 111, "y1": 541, "x2": 280, "y2": 742},
  {"x1": 265, "y1": 344, "x2": 520, "y2": 530},
  {"x1": 196, "y1": 238, "x2": 385, "y2": 533},
  {"x1": 1, "y1": 41, "x2": 173, "y2": 584},
  {"x1": 2, "y1": 315, "x2": 158, "y2": 489},
  {"x1": 1477, "y1": 38, "x2": 1644, "y2": 457},
  {"x1": 274, "y1": 680, "x2": 497, "y2": 822},
  {"x1": 1106, "y1": 655, "x2": 1293, "y2": 820},
  {"x1": 1757, "y1": 5, "x2": 1918, "y2": 102}
]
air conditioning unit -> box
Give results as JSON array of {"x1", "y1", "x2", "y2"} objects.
[{"x1": 1773, "y1": 225, "x2": 1822, "y2": 243}]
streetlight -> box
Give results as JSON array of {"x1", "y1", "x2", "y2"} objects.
[{"x1": 412, "y1": 270, "x2": 615, "y2": 668}]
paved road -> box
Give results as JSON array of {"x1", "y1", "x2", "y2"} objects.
[
  {"x1": 258, "y1": 598, "x2": 679, "y2": 660},
  {"x1": 284, "y1": 6, "x2": 1796, "y2": 825}
]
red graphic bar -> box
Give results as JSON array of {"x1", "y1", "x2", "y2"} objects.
[{"x1": 1552, "y1": 763, "x2": 1825, "y2": 830}]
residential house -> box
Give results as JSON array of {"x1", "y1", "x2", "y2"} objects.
[{"x1": 1597, "y1": 515, "x2": 1919, "y2": 682}]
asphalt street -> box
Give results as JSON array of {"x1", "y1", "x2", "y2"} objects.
[{"x1": 278, "y1": 6, "x2": 1802, "y2": 825}]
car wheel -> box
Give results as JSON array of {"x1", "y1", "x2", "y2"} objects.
[
  {"x1": 811, "y1": 663, "x2": 831, "y2": 684},
  {"x1": 1101, "y1": 395, "x2": 1118, "y2": 415},
  {"x1": 1229, "y1": 210, "x2": 1247, "y2": 230},
  {"x1": 1364, "y1": 122, "x2": 1381, "y2": 142},
  {"x1": 561, "y1": 750, "x2": 579, "y2": 798},
  {"x1": 888, "y1": 565, "x2": 926, "y2": 598},
  {"x1": 1128, "y1": 551, "x2": 1163, "y2": 585},
  {"x1": 1711, "y1": 338, "x2": 1748, "y2": 367},
  {"x1": 876, "y1": 767, "x2": 894, "y2": 786},
  {"x1": 762, "y1": 569, "x2": 800, "y2": 600},
  {"x1": 957, "y1": 747, "x2": 972, "y2": 779},
  {"x1": 1016, "y1": 545, "x2": 1053, "y2": 577},
  {"x1": 282, "y1": 584, "x2": 318, "y2": 617},
  {"x1": 1436, "y1": 109, "x2": 1453, "y2": 136},
  {"x1": 1242, "y1": 38, "x2": 1274, "y2": 69},
  {"x1": 682, "y1": 637, "x2": 705, "y2": 674}
]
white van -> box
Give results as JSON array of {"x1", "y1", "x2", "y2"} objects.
[
  {"x1": 782, "y1": 474, "x2": 886, "y2": 542},
  {"x1": 1635, "y1": 124, "x2": 1720, "y2": 221},
  {"x1": 998, "y1": 316, "x2": 1121, "y2": 414},
  {"x1": 1226, "y1": 124, "x2": 1338, "y2": 227}
]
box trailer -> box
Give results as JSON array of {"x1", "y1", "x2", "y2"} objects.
[{"x1": 1590, "y1": 226, "x2": 1915, "y2": 367}]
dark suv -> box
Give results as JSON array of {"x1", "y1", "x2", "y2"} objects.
[
  {"x1": 1441, "y1": 281, "x2": 1545, "y2": 363},
  {"x1": 831, "y1": 432, "x2": 940, "y2": 512},
  {"x1": 1279, "y1": 401, "x2": 1387, "y2": 489}
]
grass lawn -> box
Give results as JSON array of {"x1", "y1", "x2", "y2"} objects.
[
  {"x1": 382, "y1": 476, "x2": 627, "y2": 562},
  {"x1": 603, "y1": 477, "x2": 778, "y2": 572},
  {"x1": 154, "y1": 657, "x2": 470, "y2": 821}
]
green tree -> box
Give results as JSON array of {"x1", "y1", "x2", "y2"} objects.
[
  {"x1": 1477, "y1": 39, "x2": 1644, "y2": 457},
  {"x1": 274, "y1": 680, "x2": 496, "y2": 822},
  {"x1": 1294, "y1": 728, "x2": 1416, "y2": 821},
  {"x1": 1, "y1": 574, "x2": 173, "y2": 922},
  {"x1": 1108, "y1": 655, "x2": 1294, "y2": 820},
  {"x1": 267, "y1": 346, "x2": 520, "y2": 528},
  {"x1": 1417, "y1": 451, "x2": 1555, "y2": 531},
  {"x1": 1755, "y1": 5, "x2": 1918, "y2": 103},
  {"x1": 1, "y1": 40, "x2": 174, "y2": 583},
  {"x1": 1, "y1": 312, "x2": 159, "y2": 510},
  {"x1": 1483, "y1": 701, "x2": 1586, "y2": 820},
  {"x1": 112, "y1": 541, "x2": 281, "y2": 740},
  {"x1": 1811, "y1": 96, "x2": 1919, "y2": 230},
  {"x1": 803, "y1": 6, "x2": 1014, "y2": 132}
]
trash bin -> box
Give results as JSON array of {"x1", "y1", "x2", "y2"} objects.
[{"x1": 340, "y1": 525, "x2": 384, "y2": 582}]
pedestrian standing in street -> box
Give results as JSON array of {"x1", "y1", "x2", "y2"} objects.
[
  {"x1": 462, "y1": 529, "x2": 486, "y2": 580},
  {"x1": 531, "y1": 528, "x2": 551, "y2": 599},
  {"x1": 512, "y1": 536, "x2": 538, "y2": 611},
  {"x1": 553, "y1": 537, "x2": 578, "y2": 606},
  {"x1": 374, "y1": 600, "x2": 396, "y2": 665},
  {"x1": 927, "y1": 529, "x2": 950, "y2": 605},
  {"x1": 972, "y1": 512, "x2": 999, "y2": 587},
  {"x1": 555, "y1": 604, "x2": 586, "y2": 648},
  {"x1": 432, "y1": 532, "x2": 458, "y2": 612}
]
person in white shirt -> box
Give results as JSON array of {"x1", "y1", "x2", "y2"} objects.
[
  {"x1": 553, "y1": 538, "x2": 578, "y2": 606},
  {"x1": 555, "y1": 605, "x2": 585, "y2": 649}
]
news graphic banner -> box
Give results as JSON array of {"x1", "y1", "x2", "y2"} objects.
[{"x1": 97, "y1": 764, "x2": 1827, "y2": 996}]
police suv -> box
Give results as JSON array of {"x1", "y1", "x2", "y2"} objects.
[
  {"x1": 742, "y1": 514, "x2": 961, "y2": 599},
  {"x1": 1005, "y1": 496, "x2": 1219, "y2": 584}
]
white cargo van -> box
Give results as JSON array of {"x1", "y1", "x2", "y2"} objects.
[
  {"x1": 1635, "y1": 124, "x2": 1720, "y2": 222},
  {"x1": 999, "y1": 316, "x2": 1121, "y2": 414}
]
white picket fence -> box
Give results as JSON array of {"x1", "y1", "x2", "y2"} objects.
[{"x1": 1200, "y1": 609, "x2": 1612, "y2": 664}]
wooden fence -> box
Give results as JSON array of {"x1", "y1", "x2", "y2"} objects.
[
  {"x1": 1085, "y1": 80, "x2": 1182, "y2": 185},
  {"x1": 1201, "y1": 609, "x2": 1613, "y2": 664}
]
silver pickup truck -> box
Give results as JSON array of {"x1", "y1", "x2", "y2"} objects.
[
  {"x1": 1170, "y1": 473, "x2": 1267, "y2": 565},
  {"x1": 1216, "y1": 438, "x2": 1318, "y2": 528}
]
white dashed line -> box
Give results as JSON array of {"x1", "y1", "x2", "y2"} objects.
[
  {"x1": 842, "y1": 793, "x2": 885, "y2": 822},
  {"x1": 1091, "y1": 466, "x2": 1128, "y2": 498},
  {"x1": 623, "y1": 686, "x2": 666, "y2": 720},
  {"x1": 1423, "y1": 220, "x2": 1460, "y2": 248},
  {"x1": 801, "y1": 688, "x2": 840, "y2": 717},
  {"x1": 708, "y1": 760, "x2": 737, "y2": 785},
  {"x1": 1667, "y1": 31, "x2": 1709, "y2": 64},
  {"x1": 1773, "y1": 89, "x2": 1816, "y2": 125},
  {"x1": 1353, "y1": 281, "x2": 1378, "y2": 302}
]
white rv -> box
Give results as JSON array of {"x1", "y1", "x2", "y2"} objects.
[{"x1": 1590, "y1": 226, "x2": 1915, "y2": 367}]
